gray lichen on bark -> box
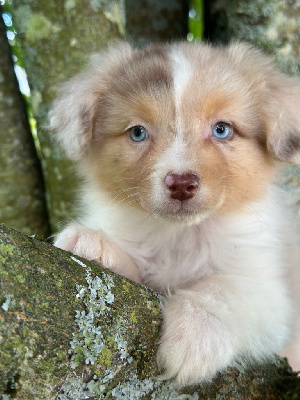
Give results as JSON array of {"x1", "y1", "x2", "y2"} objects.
[{"x1": 0, "y1": 224, "x2": 299, "y2": 399}]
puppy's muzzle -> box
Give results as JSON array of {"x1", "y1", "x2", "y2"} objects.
[{"x1": 164, "y1": 173, "x2": 199, "y2": 201}]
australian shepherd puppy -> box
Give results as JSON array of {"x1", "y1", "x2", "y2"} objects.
[{"x1": 51, "y1": 41, "x2": 300, "y2": 387}]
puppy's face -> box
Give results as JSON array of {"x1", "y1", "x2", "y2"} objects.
[{"x1": 51, "y1": 42, "x2": 300, "y2": 224}]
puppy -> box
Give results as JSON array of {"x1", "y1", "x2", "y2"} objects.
[{"x1": 51, "y1": 41, "x2": 300, "y2": 387}]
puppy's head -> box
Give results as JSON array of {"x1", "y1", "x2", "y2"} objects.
[{"x1": 50, "y1": 41, "x2": 300, "y2": 224}]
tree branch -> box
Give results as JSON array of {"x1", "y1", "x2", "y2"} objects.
[{"x1": 0, "y1": 224, "x2": 299, "y2": 399}]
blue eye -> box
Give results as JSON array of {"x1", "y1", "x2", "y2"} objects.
[
  {"x1": 129, "y1": 126, "x2": 148, "y2": 142},
  {"x1": 212, "y1": 122, "x2": 232, "y2": 140}
]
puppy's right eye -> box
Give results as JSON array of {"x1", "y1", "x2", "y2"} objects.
[
  {"x1": 129, "y1": 126, "x2": 148, "y2": 142},
  {"x1": 212, "y1": 122, "x2": 232, "y2": 140}
]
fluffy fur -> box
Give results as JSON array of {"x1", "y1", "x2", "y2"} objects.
[{"x1": 51, "y1": 41, "x2": 300, "y2": 387}]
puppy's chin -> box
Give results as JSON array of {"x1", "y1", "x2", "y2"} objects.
[
  {"x1": 140, "y1": 198, "x2": 223, "y2": 226},
  {"x1": 155, "y1": 208, "x2": 212, "y2": 226}
]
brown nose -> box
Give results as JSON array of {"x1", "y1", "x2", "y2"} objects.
[{"x1": 164, "y1": 173, "x2": 199, "y2": 201}]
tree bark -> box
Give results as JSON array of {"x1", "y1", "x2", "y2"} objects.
[
  {"x1": 206, "y1": 0, "x2": 300, "y2": 73},
  {"x1": 0, "y1": 8, "x2": 49, "y2": 237},
  {"x1": 206, "y1": 0, "x2": 300, "y2": 211},
  {"x1": 10, "y1": 1, "x2": 126, "y2": 233},
  {"x1": 125, "y1": 0, "x2": 189, "y2": 47},
  {"x1": 1, "y1": 223, "x2": 299, "y2": 399}
]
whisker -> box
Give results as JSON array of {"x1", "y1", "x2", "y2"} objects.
[
  {"x1": 105, "y1": 186, "x2": 142, "y2": 207},
  {"x1": 118, "y1": 192, "x2": 140, "y2": 203},
  {"x1": 110, "y1": 186, "x2": 142, "y2": 195},
  {"x1": 124, "y1": 198, "x2": 139, "y2": 207},
  {"x1": 110, "y1": 176, "x2": 137, "y2": 185}
]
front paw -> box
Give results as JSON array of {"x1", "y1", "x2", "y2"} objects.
[
  {"x1": 54, "y1": 223, "x2": 141, "y2": 283},
  {"x1": 157, "y1": 293, "x2": 236, "y2": 387},
  {"x1": 54, "y1": 223, "x2": 105, "y2": 262}
]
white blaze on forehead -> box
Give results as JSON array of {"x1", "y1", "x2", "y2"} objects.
[
  {"x1": 149, "y1": 48, "x2": 195, "y2": 208},
  {"x1": 169, "y1": 48, "x2": 193, "y2": 137},
  {"x1": 169, "y1": 48, "x2": 193, "y2": 104}
]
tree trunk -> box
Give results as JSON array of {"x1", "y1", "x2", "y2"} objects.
[
  {"x1": 206, "y1": 0, "x2": 300, "y2": 213},
  {"x1": 0, "y1": 8, "x2": 49, "y2": 237},
  {"x1": 125, "y1": 0, "x2": 188, "y2": 47},
  {"x1": 1, "y1": 223, "x2": 299, "y2": 399},
  {"x1": 10, "y1": 1, "x2": 126, "y2": 233},
  {"x1": 206, "y1": 0, "x2": 300, "y2": 73}
]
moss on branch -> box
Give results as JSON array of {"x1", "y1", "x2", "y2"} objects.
[{"x1": 0, "y1": 224, "x2": 299, "y2": 399}]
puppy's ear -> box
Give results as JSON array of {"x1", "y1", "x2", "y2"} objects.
[
  {"x1": 228, "y1": 42, "x2": 300, "y2": 164},
  {"x1": 49, "y1": 42, "x2": 133, "y2": 160},
  {"x1": 264, "y1": 73, "x2": 300, "y2": 164}
]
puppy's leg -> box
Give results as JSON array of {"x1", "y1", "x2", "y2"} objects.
[
  {"x1": 54, "y1": 223, "x2": 141, "y2": 283},
  {"x1": 281, "y1": 316, "x2": 300, "y2": 371},
  {"x1": 157, "y1": 274, "x2": 291, "y2": 387}
]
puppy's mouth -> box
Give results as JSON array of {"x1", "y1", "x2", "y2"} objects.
[
  {"x1": 141, "y1": 173, "x2": 225, "y2": 224},
  {"x1": 146, "y1": 184, "x2": 226, "y2": 224},
  {"x1": 152, "y1": 199, "x2": 211, "y2": 224}
]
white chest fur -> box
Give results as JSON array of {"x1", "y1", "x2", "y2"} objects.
[{"x1": 80, "y1": 185, "x2": 293, "y2": 293}]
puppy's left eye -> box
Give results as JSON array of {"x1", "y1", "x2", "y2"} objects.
[
  {"x1": 129, "y1": 126, "x2": 148, "y2": 142},
  {"x1": 212, "y1": 122, "x2": 232, "y2": 140}
]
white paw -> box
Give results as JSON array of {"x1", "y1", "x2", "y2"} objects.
[
  {"x1": 54, "y1": 223, "x2": 105, "y2": 263},
  {"x1": 54, "y1": 223, "x2": 141, "y2": 283},
  {"x1": 157, "y1": 292, "x2": 236, "y2": 387}
]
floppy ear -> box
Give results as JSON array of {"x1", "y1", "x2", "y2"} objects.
[
  {"x1": 228, "y1": 42, "x2": 300, "y2": 164},
  {"x1": 49, "y1": 42, "x2": 133, "y2": 160},
  {"x1": 264, "y1": 73, "x2": 300, "y2": 164}
]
